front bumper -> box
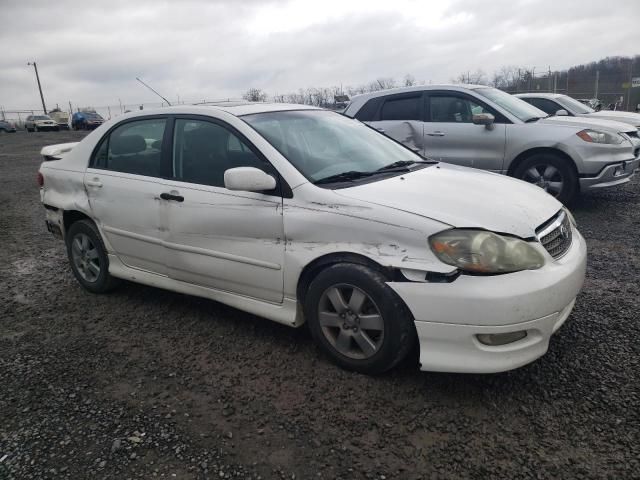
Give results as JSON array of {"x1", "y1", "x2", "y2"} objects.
[
  {"x1": 35, "y1": 124, "x2": 59, "y2": 131},
  {"x1": 579, "y1": 156, "x2": 640, "y2": 191},
  {"x1": 387, "y1": 228, "x2": 587, "y2": 373}
]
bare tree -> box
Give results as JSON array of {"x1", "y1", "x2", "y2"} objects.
[
  {"x1": 242, "y1": 88, "x2": 268, "y2": 102},
  {"x1": 403, "y1": 74, "x2": 417, "y2": 86}
]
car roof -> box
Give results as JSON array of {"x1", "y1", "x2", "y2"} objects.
[
  {"x1": 514, "y1": 93, "x2": 564, "y2": 99},
  {"x1": 349, "y1": 84, "x2": 490, "y2": 102},
  {"x1": 112, "y1": 103, "x2": 322, "y2": 120}
]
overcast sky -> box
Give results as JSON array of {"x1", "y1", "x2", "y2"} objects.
[{"x1": 1, "y1": 0, "x2": 638, "y2": 112}]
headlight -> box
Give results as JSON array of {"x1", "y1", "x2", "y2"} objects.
[
  {"x1": 429, "y1": 229, "x2": 545, "y2": 274},
  {"x1": 576, "y1": 129, "x2": 624, "y2": 144}
]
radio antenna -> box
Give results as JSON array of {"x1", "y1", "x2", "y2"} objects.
[{"x1": 136, "y1": 77, "x2": 172, "y2": 106}]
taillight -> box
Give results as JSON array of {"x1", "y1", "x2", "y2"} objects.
[{"x1": 37, "y1": 171, "x2": 44, "y2": 187}]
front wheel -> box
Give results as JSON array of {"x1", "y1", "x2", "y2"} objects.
[
  {"x1": 304, "y1": 263, "x2": 416, "y2": 374},
  {"x1": 512, "y1": 154, "x2": 578, "y2": 204},
  {"x1": 66, "y1": 219, "x2": 120, "y2": 293}
]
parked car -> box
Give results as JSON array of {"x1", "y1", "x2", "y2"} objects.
[
  {"x1": 72, "y1": 111, "x2": 105, "y2": 130},
  {"x1": 25, "y1": 114, "x2": 59, "y2": 132},
  {"x1": 516, "y1": 93, "x2": 640, "y2": 129},
  {"x1": 38, "y1": 104, "x2": 586, "y2": 374},
  {"x1": 0, "y1": 120, "x2": 17, "y2": 133},
  {"x1": 343, "y1": 85, "x2": 640, "y2": 203},
  {"x1": 48, "y1": 109, "x2": 70, "y2": 130}
]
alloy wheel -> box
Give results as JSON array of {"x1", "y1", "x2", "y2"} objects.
[
  {"x1": 522, "y1": 164, "x2": 564, "y2": 196},
  {"x1": 317, "y1": 284, "x2": 385, "y2": 360},
  {"x1": 71, "y1": 233, "x2": 101, "y2": 282}
]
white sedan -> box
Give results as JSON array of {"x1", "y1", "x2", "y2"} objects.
[{"x1": 38, "y1": 104, "x2": 586, "y2": 374}]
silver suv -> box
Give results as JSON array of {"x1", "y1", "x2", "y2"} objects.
[{"x1": 344, "y1": 85, "x2": 640, "y2": 203}]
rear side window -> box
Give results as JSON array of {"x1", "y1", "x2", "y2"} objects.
[
  {"x1": 93, "y1": 119, "x2": 167, "y2": 177},
  {"x1": 380, "y1": 96, "x2": 421, "y2": 121},
  {"x1": 353, "y1": 97, "x2": 384, "y2": 121},
  {"x1": 172, "y1": 119, "x2": 270, "y2": 188}
]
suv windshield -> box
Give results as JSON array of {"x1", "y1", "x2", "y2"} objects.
[
  {"x1": 243, "y1": 110, "x2": 432, "y2": 185},
  {"x1": 556, "y1": 95, "x2": 595, "y2": 114},
  {"x1": 475, "y1": 87, "x2": 547, "y2": 122}
]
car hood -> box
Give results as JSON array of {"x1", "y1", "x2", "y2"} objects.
[
  {"x1": 541, "y1": 115, "x2": 635, "y2": 133},
  {"x1": 334, "y1": 163, "x2": 561, "y2": 238},
  {"x1": 579, "y1": 110, "x2": 640, "y2": 127}
]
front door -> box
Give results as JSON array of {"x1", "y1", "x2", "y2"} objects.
[
  {"x1": 85, "y1": 117, "x2": 172, "y2": 275},
  {"x1": 424, "y1": 93, "x2": 506, "y2": 171},
  {"x1": 163, "y1": 117, "x2": 285, "y2": 303}
]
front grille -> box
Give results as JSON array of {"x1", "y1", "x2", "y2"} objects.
[{"x1": 537, "y1": 211, "x2": 572, "y2": 259}]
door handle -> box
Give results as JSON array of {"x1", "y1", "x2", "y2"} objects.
[
  {"x1": 160, "y1": 192, "x2": 184, "y2": 202},
  {"x1": 427, "y1": 132, "x2": 445, "y2": 137},
  {"x1": 86, "y1": 179, "x2": 102, "y2": 187}
]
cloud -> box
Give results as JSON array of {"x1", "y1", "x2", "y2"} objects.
[{"x1": 1, "y1": 0, "x2": 638, "y2": 113}]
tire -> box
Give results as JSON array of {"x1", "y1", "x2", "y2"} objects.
[
  {"x1": 66, "y1": 219, "x2": 120, "y2": 293},
  {"x1": 512, "y1": 153, "x2": 578, "y2": 204},
  {"x1": 304, "y1": 263, "x2": 416, "y2": 374},
  {"x1": 34, "y1": 125, "x2": 39, "y2": 132}
]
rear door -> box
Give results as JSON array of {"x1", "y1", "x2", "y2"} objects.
[
  {"x1": 423, "y1": 92, "x2": 507, "y2": 171},
  {"x1": 85, "y1": 116, "x2": 172, "y2": 275},
  {"x1": 163, "y1": 116, "x2": 285, "y2": 303},
  {"x1": 366, "y1": 92, "x2": 426, "y2": 155}
]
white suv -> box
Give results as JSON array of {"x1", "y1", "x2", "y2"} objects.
[
  {"x1": 344, "y1": 85, "x2": 640, "y2": 203},
  {"x1": 39, "y1": 104, "x2": 586, "y2": 374}
]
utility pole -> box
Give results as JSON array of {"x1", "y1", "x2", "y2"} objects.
[
  {"x1": 595, "y1": 70, "x2": 600, "y2": 98},
  {"x1": 626, "y1": 58, "x2": 633, "y2": 111},
  {"x1": 68, "y1": 101, "x2": 73, "y2": 115},
  {"x1": 548, "y1": 66, "x2": 552, "y2": 92},
  {"x1": 27, "y1": 61, "x2": 47, "y2": 114},
  {"x1": 566, "y1": 70, "x2": 570, "y2": 94}
]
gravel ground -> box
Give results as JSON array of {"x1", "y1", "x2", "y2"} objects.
[{"x1": 1, "y1": 130, "x2": 639, "y2": 480}]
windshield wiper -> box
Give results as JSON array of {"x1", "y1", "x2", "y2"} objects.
[
  {"x1": 375, "y1": 159, "x2": 435, "y2": 172},
  {"x1": 314, "y1": 170, "x2": 374, "y2": 185},
  {"x1": 525, "y1": 116, "x2": 545, "y2": 123}
]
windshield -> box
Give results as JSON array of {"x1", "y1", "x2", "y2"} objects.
[
  {"x1": 474, "y1": 87, "x2": 547, "y2": 122},
  {"x1": 84, "y1": 113, "x2": 103, "y2": 120},
  {"x1": 556, "y1": 95, "x2": 595, "y2": 114},
  {"x1": 34, "y1": 115, "x2": 50, "y2": 120},
  {"x1": 243, "y1": 110, "x2": 429, "y2": 184}
]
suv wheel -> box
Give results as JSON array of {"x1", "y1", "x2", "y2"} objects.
[
  {"x1": 513, "y1": 153, "x2": 578, "y2": 204},
  {"x1": 66, "y1": 219, "x2": 120, "y2": 293},
  {"x1": 304, "y1": 263, "x2": 416, "y2": 374}
]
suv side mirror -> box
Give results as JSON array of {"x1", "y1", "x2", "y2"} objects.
[
  {"x1": 224, "y1": 167, "x2": 276, "y2": 192},
  {"x1": 472, "y1": 113, "x2": 495, "y2": 128},
  {"x1": 555, "y1": 109, "x2": 569, "y2": 116}
]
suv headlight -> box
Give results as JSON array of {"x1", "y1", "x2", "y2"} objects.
[
  {"x1": 576, "y1": 129, "x2": 624, "y2": 144},
  {"x1": 429, "y1": 229, "x2": 545, "y2": 274}
]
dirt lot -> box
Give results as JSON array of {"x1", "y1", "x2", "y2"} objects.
[{"x1": 1, "y1": 130, "x2": 639, "y2": 479}]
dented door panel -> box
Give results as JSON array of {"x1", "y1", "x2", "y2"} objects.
[
  {"x1": 162, "y1": 181, "x2": 285, "y2": 303},
  {"x1": 367, "y1": 120, "x2": 426, "y2": 155}
]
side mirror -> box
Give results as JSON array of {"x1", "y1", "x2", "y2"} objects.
[
  {"x1": 224, "y1": 167, "x2": 276, "y2": 192},
  {"x1": 472, "y1": 113, "x2": 495, "y2": 128},
  {"x1": 555, "y1": 109, "x2": 569, "y2": 116}
]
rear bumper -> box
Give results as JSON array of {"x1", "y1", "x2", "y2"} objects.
[
  {"x1": 579, "y1": 157, "x2": 640, "y2": 191},
  {"x1": 387, "y1": 228, "x2": 587, "y2": 373}
]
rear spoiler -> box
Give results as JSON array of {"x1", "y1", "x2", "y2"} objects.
[{"x1": 40, "y1": 142, "x2": 79, "y2": 161}]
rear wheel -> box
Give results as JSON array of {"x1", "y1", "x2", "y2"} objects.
[
  {"x1": 304, "y1": 263, "x2": 416, "y2": 374},
  {"x1": 66, "y1": 219, "x2": 120, "y2": 293},
  {"x1": 513, "y1": 153, "x2": 578, "y2": 204}
]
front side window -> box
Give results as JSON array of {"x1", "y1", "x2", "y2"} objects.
[
  {"x1": 172, "y1": 119, "x2": 268, "y2": 187},
  {"x1": 380, "y1": 96, "x2": 421, "y2": 121},
  {"x1": 524, "y1": 98, "x2": 563, "y2": 115},
  {"x1": 243, "y1": 110, "x2": 428, "y2": 184},
  {"x1": 429, "y1": 95, "x2": 492, "y2": 123},
  {"x1": 95, "y1": 118, "x2": 166, "y2": 177}
]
